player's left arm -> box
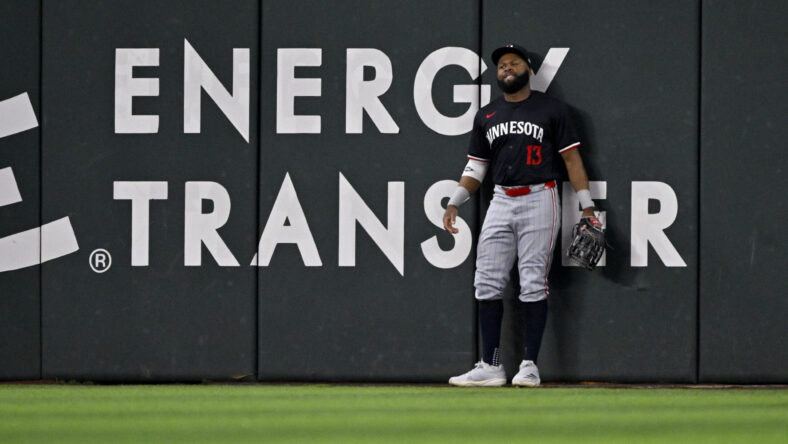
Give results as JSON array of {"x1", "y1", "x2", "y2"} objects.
[{"x1": 560, "y1": 148, "x2": 595, "y2": 218}]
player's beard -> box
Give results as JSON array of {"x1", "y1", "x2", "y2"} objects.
[{"x1": 497, "y1": 70, "x2": 530, "y2": 94}]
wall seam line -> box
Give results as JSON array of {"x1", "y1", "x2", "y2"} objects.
[
  {"x1": 255, "y1": 0, "x2": 263, "y2": 382},
  {"x1": 696, "y1": 0, "x2": 703, "y2": 384},
  {"x1": 38, "y1": 0, "x2": 44, "y2": 381}
]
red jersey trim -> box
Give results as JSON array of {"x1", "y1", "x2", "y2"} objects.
[
  {"x1": 467, "y1": 155, "x2": 489, "y2": 162},
  {"x1": 558, "y1": 142, "x2": 581, "y2": 153}
]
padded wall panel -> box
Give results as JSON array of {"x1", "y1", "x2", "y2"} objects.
[
  {"x1": 0, "y1": 0, "x2": 42, "y2": 380},
  {"x1": 484, "y1": 0, "x2": 699, "y2": 382},
  {"x1": 41, "y1": 0, "x2": 258, "y2": 380},
  {"x1": 258, "y1": 0, "x2": 479, "y2": 381},
  {"x1": 699, "y1": 0, "x2": 787, "y2": 383}
]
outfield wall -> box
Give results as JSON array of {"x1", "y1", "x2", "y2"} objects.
[{"x1": 0, "y1": 0, "x2": 784, "y2": 383}]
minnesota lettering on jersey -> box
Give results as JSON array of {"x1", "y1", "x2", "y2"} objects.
[{"x1": 485, "y1": 121, "x2": 544, "y2": 145}]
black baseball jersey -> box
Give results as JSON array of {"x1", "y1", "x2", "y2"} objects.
[{"x1": 467, "y1": 91, "x2": 580, "y2": 186}]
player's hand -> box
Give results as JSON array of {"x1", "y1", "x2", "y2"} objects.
[
  {"x1": 579, "y1": 208, "x2": 596, "y2": 231},
  {"x1": 443, "y1": 205, "x2": 459, "y2": 234},
  {"x1": 581, "y1": 207, "x2": 595, "y2": 218}
]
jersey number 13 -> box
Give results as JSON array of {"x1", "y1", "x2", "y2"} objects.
[{"x1": 526, "y1": 145, "x2": 543, "y2": 165}]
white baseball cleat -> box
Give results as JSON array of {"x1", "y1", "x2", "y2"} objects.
[
  {"x1": 512, "y1": 360, "x2": 541, "y2": 387},
  {"x1": 448, "y1": 361, "x2": 506, "y2": 387}
]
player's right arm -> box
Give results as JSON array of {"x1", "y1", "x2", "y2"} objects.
[
  {"x1": 443, "y1": 158, "x2": 488, "y2": 233},
  {"x1": 443, "y1": 112, "x2": 491, "y2": 233}
]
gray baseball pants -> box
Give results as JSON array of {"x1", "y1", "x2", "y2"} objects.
[{"x1": 474, "y1": 182, "x2": 560, "y2": 302}]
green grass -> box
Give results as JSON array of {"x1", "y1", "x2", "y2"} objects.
[{"x1": 1, "y1": 385, "x2": 786, "y2": 443}]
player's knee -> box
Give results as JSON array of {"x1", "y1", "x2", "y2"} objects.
[
  {"x1": 518, "y1": 290, "x2": 548, "y2": 303},
  {"x1": 474, "y1": 284, "x2": 504, "y2": 301}
]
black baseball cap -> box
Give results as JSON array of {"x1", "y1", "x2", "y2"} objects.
[{"x1": 491, "y1": 43, "x2": 532, "y2": 68}]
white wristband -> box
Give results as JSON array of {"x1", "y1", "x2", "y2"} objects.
[
  {"x1": 461, "y1": 158, "x2": 488, "y2": 182},
  {"x1": 447, "y1": 186, "x2": 471, "y2": 208},
  {"x1": 577, "y1": 189, "x2": 595, "y2": 210}
]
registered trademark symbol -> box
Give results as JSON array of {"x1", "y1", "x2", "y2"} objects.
[{"x1": 89, "y1": 249, "x2": 112, "y2": 273}]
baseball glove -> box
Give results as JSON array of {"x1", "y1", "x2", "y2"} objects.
[{"x1": 566, "y1": 216, "x2": 605, "y2": 270}]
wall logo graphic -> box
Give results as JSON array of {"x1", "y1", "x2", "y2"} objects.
[{"x1": 0, "y1": 92, "x2": 79, "y2": 272}]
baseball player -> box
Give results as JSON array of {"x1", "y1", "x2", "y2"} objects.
[{"x1": 445, "y1": 44, "x2": 600, "y2": 387}]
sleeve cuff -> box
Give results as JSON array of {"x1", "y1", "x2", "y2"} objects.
[
  {"x1": 558, "y1": 142, "x2": 581, "y2": 153},
  {"x1": 467, "y1": 155, "x2": 489, "y2": 162}
]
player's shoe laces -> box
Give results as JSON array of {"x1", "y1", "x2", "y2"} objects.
[
  {"x1": 512, "y1": 360, "x2": 541, "y2": 387},
  {"x1": 448, "y1": 361, "x2": 506, "y2": 387}
]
